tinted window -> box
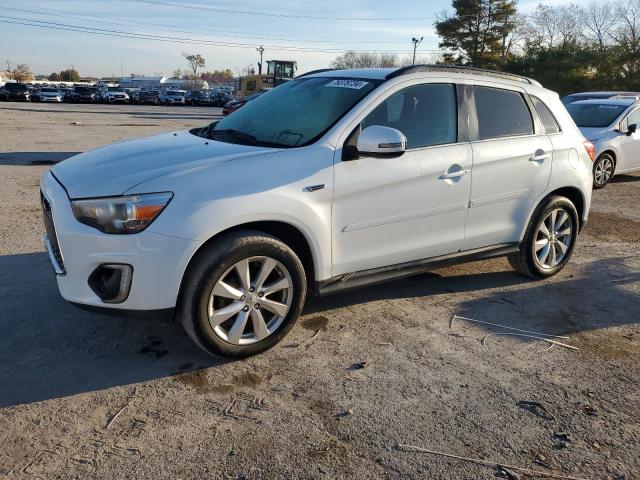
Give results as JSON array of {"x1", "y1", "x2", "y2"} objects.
[
  {"x1": 475, "y1": 86, "x2": 533, "y2": 140},
  {"x1": 566, "y1": 103, "x2": 627, "y2": 128},
  {"x1": 531, "y1": 96, "x2": 561, "y2": 134},
  {"x1": 362, "y1": 83, "x2": 457, "y2": 149}
]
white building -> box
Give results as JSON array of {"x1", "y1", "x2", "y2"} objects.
[{"x1": 118, "y1": 76, "x2": 167, "y2": 90}]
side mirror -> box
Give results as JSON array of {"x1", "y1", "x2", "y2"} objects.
[
  {"x1": 627, "y1": 123, "x2": 637, "y2": 136},
  {"x1": 356, "y1": 126, "x2": 406, "y2": 157}
]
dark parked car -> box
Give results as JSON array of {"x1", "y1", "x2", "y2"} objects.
[
  {"x1": 210, "y1": 91, "x2": 234, "y2": 107},
  {"x1": 222, "y1": 93, "x2": 261, "y2": 115},
  {"x1": 68, "y1": 86, "x2": 99, "y2": 103},
  {"x1": 138, "y1": 90, "x2": 161, "y2": 105},
  {"x1": 187, "y1": 90, "x2": 210, "y2": 106},
  {"x1": 0, "y1": 83, "x2": 31, "y2": 102}
]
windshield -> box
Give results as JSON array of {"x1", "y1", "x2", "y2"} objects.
[
  {"x1": 108, "y1": 87, "x2": 123, "y2": 92},
  {"x1": 566, "y1": 103, "x2": 628, "y2": 128},
  {"x1": 6, "y1": 84, "x2": 27, "y2": 91},
  {"x1": 205, "y1": 77, "x2": 380, "y2": 147},
  {"x1": 41, "y1": 88, "x2": 58, "y2": 93}
]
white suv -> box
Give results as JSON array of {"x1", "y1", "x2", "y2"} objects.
[
  {"x1": 565, "y1": 98, "x2": 640, "y2": 188},
  {"x1": 40, "y1": 66, "x2": 594, "y2": 357}
]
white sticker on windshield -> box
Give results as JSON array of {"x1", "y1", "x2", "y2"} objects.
[{"x1": 325, "y1": 79, "x2": 369, "y2": 89}]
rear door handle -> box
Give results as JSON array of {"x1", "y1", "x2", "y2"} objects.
[
  {"x1": 529, "y1": 152, "x2": 550, "y2": 162},
  {"x1": 439, "y1": 169, "x2": 469, "y2": 180}
]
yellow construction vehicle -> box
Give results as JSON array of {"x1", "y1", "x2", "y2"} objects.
[{"x1": 239, "y1": 60, "x2": 296, "y2": 96}]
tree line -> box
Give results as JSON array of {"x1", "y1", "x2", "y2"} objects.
[{"x1": 333, "y1": 0, "x2": 640, "y2": 95}]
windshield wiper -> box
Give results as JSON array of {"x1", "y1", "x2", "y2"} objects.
[{"x1": 209, "y1": 128, "x2": 258, "y2": 145}]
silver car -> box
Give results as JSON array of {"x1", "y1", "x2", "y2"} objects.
[
  {"x1": 37, "y1": 87, "x2": 64, "y2": 103},
  {"x1": 566, "y1": 98, "x2": 640, "y2": 188}
]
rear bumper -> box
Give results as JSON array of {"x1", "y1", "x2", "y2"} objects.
[{"x1": 40, "y1": 172, "x2": 201, "y2": 311}]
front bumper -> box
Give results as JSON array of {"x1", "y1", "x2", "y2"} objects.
[
  {"x1": 40, "y1": 97, "x2": 63, "y2": 103},
  {"x1": 40, "y1": 172, "x2": 200, "y2": 311}
]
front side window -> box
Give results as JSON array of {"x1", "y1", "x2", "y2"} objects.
[
  {"x1": 475, "y1": 86, "x2": 534, "y2": 140},
  {"x1": 531, "y1": 96, "x2": 561, "y2": 134},
  {"x1": 362, "y1": 83, "x2": 457, "y2": 149},
  {"x1": 205, "y1": 77, "x2": 381, "y2": 148},
  {"x1": 622, "y1": 108, "x2": 640, "y2": 130}
]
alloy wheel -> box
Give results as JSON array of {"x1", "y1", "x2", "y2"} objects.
[
  {"x1": 594, "y1": 156, "x2": 614, "y2": 186},
  {"x1": 207, "y1": 256, "x2": 293, "y2": 345},
  {"x1": 533, "y1": 208, "x2": 574, "y2": 270}
]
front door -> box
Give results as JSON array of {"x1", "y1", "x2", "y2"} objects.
[
  {"x1": 331, "y1": 82, "x2": 472, "y2": 276},
  {"x1": 618, "y1": 107, "x2": 640, "y2": 170}
]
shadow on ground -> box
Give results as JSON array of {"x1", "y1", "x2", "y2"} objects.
[
  {"x1": 0, "y1": 252, "x2": 221, "y2": 407},
  {"x1": 307, "y1": 256, "x2": 640, "y2": 341},
  {"x1": 0, "y1": 151, "x2": 80, "y2": 165},
  {"x1": 2, "y1": 252, "x2": 637, "y2": 408},
  {"x1": 611, "y1": 173, "x2": 640, "y2": 184}
]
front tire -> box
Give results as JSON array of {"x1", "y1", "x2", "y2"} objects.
[
  {"x1": 179, "y1": 230, "x2": 307, "y2": 358},
  {"x1": 593, "y1": 153, "x2": 615, "y2": 189},
  {"x1": 508, "y1": 196, "x2": 579, "y2": 279}
]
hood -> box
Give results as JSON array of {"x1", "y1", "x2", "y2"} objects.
[
  {"x1": 579, "y1": 127, "x2": 609, "y2": 142},
  {"x1": 52, "y1": 131, "x2": 276, "y2": 198}
]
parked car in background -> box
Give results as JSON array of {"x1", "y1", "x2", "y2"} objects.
[
  {"x1": 36, "y1": 87, "x2": 65, "y2": 103},
  {"x1": 40, "y1": 66, "x2": 593, "y2": 357},
  {"x1": 562, "y1": 91, "x2": 640, "y2": 105},
  {"x1": 211, "y1": 91, "x2": 234, "y2": 107},
  {"x1": 566, "y1": 98, "x2": 640, "y2": 188},
  {"x1": 160, "y1": 89, "x2": 187, "y2": 105},
  {"x1": 103, "y1": 86, "x2": 129, "y2": 103},
  {"x1": 222, "y1": 92, "x2": 262, "y2": 115},
  {"x1": 68, "y1": 86, "x2": 99, "y2": 103},
  {"x1": 186, "y1": 90, "x2": 210, "y2": 106},
  {"x1": 0, "y1": 83, "x2": 31, "y2": 102},
  {"x1": 138, "y1": 90, "x2": 161, "y2": 105}
]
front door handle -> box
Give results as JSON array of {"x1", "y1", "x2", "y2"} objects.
[
  {"x1": 439, "y1": 169, "x2": 469, "y2": 180},
  {"x1": 529, "y1": 151, "x2": 550, "y2": 162}
]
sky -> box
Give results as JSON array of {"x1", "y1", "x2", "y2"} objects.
[{"x1": 0, "y1": 0, "x2": 567, "y2": 78}]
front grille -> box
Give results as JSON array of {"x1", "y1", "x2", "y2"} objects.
[{"x1": 41, "y1": 192, "x2": 66, "y2": 273}]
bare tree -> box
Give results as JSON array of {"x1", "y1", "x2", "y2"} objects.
[
  {"x1": 580, "y1": 1, "x2": 616, "y2": 48},
  {"x1": 182, "y1": 52, "x2": 205, "y2": 82},
  {"x1": 11, "y1": 64, "x2": 33, "y2": 82},
  {"x1": 332, "y1": 51, "x2": 399, "y2": 69},
  {"x1": 235, "y1": 65, "x2": 255, "y2": 77}
]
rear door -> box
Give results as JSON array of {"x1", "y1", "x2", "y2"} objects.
[{"x1": 463, "y1": 84, "x2": 553, "y2": 250}]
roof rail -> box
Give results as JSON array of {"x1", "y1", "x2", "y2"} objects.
[
  {"x1": 295, "y1": 68, "x2": 339, "y2": 79},
  {"x1": 386, "y1": 64, "x2": 541, "y2": 86}
]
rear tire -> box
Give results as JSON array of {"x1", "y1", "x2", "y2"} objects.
[
  {"x1": 508, "y1": 196, "x2": 579, "y2": 279},
  {"x1": 593, "y1": 153, "x2": 615, "y2": 189},
  {"x1": 179, "y1": 230, "x2": 307, "y2": 358}
]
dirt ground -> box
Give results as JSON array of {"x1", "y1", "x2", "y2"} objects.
[{"x1": 0, "y1": 102, "x2": 638, "y2": 480}]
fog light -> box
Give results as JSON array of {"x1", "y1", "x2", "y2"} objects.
[{"x1": 88, "y1": 264, "x2": 133, "y2": 303}]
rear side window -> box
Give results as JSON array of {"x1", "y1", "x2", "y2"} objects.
[
  {"x1": 362, "y1": 83, "x2": 457, "y2": 149},
  {"x1": 531, "y1": 96, "x2": 561, "y2": 134},
  {"x1": 474, "y1": 86, "x2": 533, "y2": 140}
]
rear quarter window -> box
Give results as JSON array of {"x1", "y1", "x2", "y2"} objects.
[
  {"x1": 531, "y1": 96, "x2": 561, "y2": 134},
  {"x1": 474, "y1": 86, "x2": 534, "y2": 140}
]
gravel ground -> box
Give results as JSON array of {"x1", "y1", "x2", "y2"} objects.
[{"x1": 0, "y1": 102, "x2": 638, "y2": 480}]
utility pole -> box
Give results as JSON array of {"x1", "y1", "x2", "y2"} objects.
[
  {"x1": 256, "y1": 46, "x2": 265, "y2": 74},
  {"x1": 411, "y1": 37, "x2": 423, "y2": 66},
  {"x1": 5, "y1": 60, "x2": 10, "y2": 73}
]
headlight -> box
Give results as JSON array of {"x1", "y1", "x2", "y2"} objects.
[{"x1": 71, "y1": 192, "x2": 173, "y2": 234}]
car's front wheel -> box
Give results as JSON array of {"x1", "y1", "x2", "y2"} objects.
[
  {"x1": 508, "y1": 196, "x2": 579, "y2": 279},
  {"x1": 593, "y1": 153, "x2": 615, "y2": 189},
  {"x1": 179, "y1": 230, "x2": 307, "y2": 358}
]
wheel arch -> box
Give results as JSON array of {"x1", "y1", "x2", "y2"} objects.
[
  {"x1": 521, "y1": 186, "x2": 587, "y2": 240},
  {"x1": 177, "y1": 220, "x2": 318, "y2": 307}
]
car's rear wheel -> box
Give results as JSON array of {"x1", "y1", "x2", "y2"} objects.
[
  {"x1": 593, "y1": 153, "x2": 615, "y2": 189},
  {"x1": 508, "y1": 196, "x2": 579, "y2": 279},
  {"x1": 179, "y1": 230, "x2": 307, "y2": 358}
]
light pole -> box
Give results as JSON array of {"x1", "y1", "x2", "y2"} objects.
[
  {"x1": 256, "y1": 46, "x2": 265, "y2": 74},
  {"x1": 411, "y1": 37, "x2": 423, "y2": 66}
]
